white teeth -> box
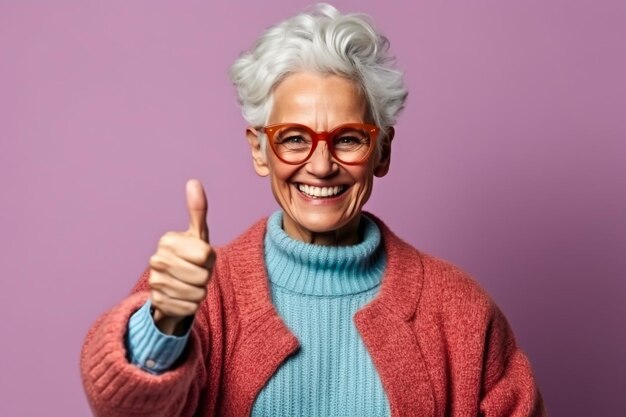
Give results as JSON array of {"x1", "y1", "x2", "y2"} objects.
[{"x1": 297, "y1": 184, "x2": 344, "y2": 198}]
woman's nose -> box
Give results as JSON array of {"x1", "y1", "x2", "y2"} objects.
[{"x1": 305, "y1": 142, "x2": 338, "y2": 177}]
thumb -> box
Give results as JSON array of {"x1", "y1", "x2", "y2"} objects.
[{"x1": 186, "y1": 178, "x2": 209, "y2": 243}]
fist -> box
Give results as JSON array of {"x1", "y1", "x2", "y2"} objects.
[{"x1": 148, "y1": 179, "x2": 215, "y2": 335}]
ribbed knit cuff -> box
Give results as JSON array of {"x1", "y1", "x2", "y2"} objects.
[
  {"x1": 81, "y1": 292, "x2": 205, "y2": 415},
  {"x1": 126, "y1": 299, "x2": 190, "y2": 375}
]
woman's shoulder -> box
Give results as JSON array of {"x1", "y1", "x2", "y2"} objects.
[
  {"x1": 402, "y1": 245, "x2": 500, "y2": 334},
  {"x1": 369, "y1": 213, "x2": 495, "y2": 316},
  {"x1": 418, "y1": 251, "x2": 494, "y2": 311}
]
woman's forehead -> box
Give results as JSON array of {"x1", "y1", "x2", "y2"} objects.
[{"x1": 269, "y1": 72, "x2": 367, "y2": 126}]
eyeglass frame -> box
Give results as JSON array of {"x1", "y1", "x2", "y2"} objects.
[{"x1": 260, "y1": 122, "x2": 380, "y2": 166}]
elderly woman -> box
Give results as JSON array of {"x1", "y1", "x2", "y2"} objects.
[{"x1": 81, "y1": 4, "x2": 545, "y2": 417}]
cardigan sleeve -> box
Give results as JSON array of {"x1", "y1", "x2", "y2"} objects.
[
  {"x1": 479, "y1": 305, "x2": 546, "y2": 417},
  {"x1": 80, "y1": 291, "x2": 208, "y2": 417},
  {"x1": 80, "y1": 263, "x2": 228, "y2": 417}
]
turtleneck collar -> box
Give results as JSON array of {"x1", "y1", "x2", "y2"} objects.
[{"x1": 263, "y1": 211, "x2": 386, "y2": 296}]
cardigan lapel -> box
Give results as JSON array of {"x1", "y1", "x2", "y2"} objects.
[
  {"x1": 221, "y1": 219, "x2": 300, "y2": 416},
  {"x1": 221, "y1": 214, "x2": 435, "y2": 417},
  {"x1": 354, "y1": 213, "x2": 436, "y2": 417}
]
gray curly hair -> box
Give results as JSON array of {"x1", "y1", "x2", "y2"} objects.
[{"x1": 229, "y1": 3, "x2": 407, "y2": 152}]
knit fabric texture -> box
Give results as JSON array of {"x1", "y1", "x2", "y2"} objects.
[
  {"x1": 124, "y1": 210, "x2": 391, "y2": 415},
  {"x1": 252, "y1": 211, "x2": 390, "y2": 416},
  {"x1": 80, "y1": 214, "x2": 546, "y2": 417},
  {"x1": 126, "y1": 299, "x2": 190, "y2": 374}
]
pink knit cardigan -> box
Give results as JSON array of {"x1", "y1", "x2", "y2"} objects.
[{"x1": 80, "y1": 214, "x2": 545, "y2": 416}]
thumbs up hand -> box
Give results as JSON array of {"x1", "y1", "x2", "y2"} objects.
[{"x1": 148, "y1": 179, "x2": 215, "y2": 335}]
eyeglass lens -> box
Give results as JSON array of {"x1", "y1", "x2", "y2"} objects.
[{"x1": 272, "y1": 125, "x2": 373, "y2": 164}]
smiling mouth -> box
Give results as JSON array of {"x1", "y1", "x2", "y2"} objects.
[{"x1": 297, "y1": 183, "x2": 348, "y2": 199}]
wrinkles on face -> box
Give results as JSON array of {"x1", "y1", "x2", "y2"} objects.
[{"x1": 259, "y1": 72, "x2": 388, "y2": 246}]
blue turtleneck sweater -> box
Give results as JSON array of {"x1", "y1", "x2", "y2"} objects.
[{"x1": 126, "y1": 211, "x2": 391, "y2": 416}]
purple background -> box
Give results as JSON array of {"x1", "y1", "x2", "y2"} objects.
[{"x1": 2, "y1": 1, "x2": 625, "y2": 416}]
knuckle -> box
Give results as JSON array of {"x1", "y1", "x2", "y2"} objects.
[
  {"x1": 190, "y1": 288, "x2": 207, "y2": 302},
  {"x1": 151, "y1": 293, "x2": 180, "y2": 318},
  {"x1": 199, "y1": 269, "x2": 210, "y2": 284},
  {"x1": 150, "y1": 290, "x2": 164, "y2": 304},
  {"x1": 148, "y1": 272, "x2": 166, "y2": 289},
  {"x1": 184, "y1": 303, "x2": 199, "y2": 316},
  {"x1": 159, "y1": 232, "x2": 178, "y2": 249},
  {"x1": 149, "y1": 254, "x2": 167, "y2": 271}
]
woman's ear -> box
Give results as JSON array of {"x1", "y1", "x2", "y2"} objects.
[
  {"x1": 246, "y1": 127, "x2": 270, "y2": 177},
  {"x1": 374, "y1": 126, "x2": 394, "y2": 177}
]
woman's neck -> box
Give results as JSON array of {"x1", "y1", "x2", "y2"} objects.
[{"x1": 281, "y1": 214, "x2": 362, "y2": 246}]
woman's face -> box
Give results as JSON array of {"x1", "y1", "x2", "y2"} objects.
[{"x1": 247, "y1": 72, "x2": 393, "y2": 245}]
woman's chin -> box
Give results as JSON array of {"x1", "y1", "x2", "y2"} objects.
[{"x1": 282, "y1": 210, "x2": 362, "y2": 244}]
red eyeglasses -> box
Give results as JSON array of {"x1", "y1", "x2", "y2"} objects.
[{"x1": 262, "y1": 123, "x2": 380, "y2": 165}]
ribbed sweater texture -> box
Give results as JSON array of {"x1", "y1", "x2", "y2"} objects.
[
  {"x1": 126, "y1": 211, "x2": 391, "y2": 415},
  {"x1": 253, "y1": 211, "x2": 390, "y2": 416},
  {"x1": 80, "y1": 213, "x2": 546, "y2": 417}
]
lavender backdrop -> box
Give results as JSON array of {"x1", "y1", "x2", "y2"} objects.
[{"x1": 2, "y1": 1, "x2": 625, "y2": 416}]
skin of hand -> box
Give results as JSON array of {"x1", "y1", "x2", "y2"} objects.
[{"x1": 147, "y1": 178, "x2": 215, "y2": 335}]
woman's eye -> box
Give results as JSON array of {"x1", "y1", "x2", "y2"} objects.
[
  {"x1": 336, "y1": 135, "x2": 368, "y2": 146},
  {"x1": 337, "y1": 136, "x2": 360, "y2": 144},
  {"x1": 284, "y1": 135, "x2": 305, "y2": 143}
]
